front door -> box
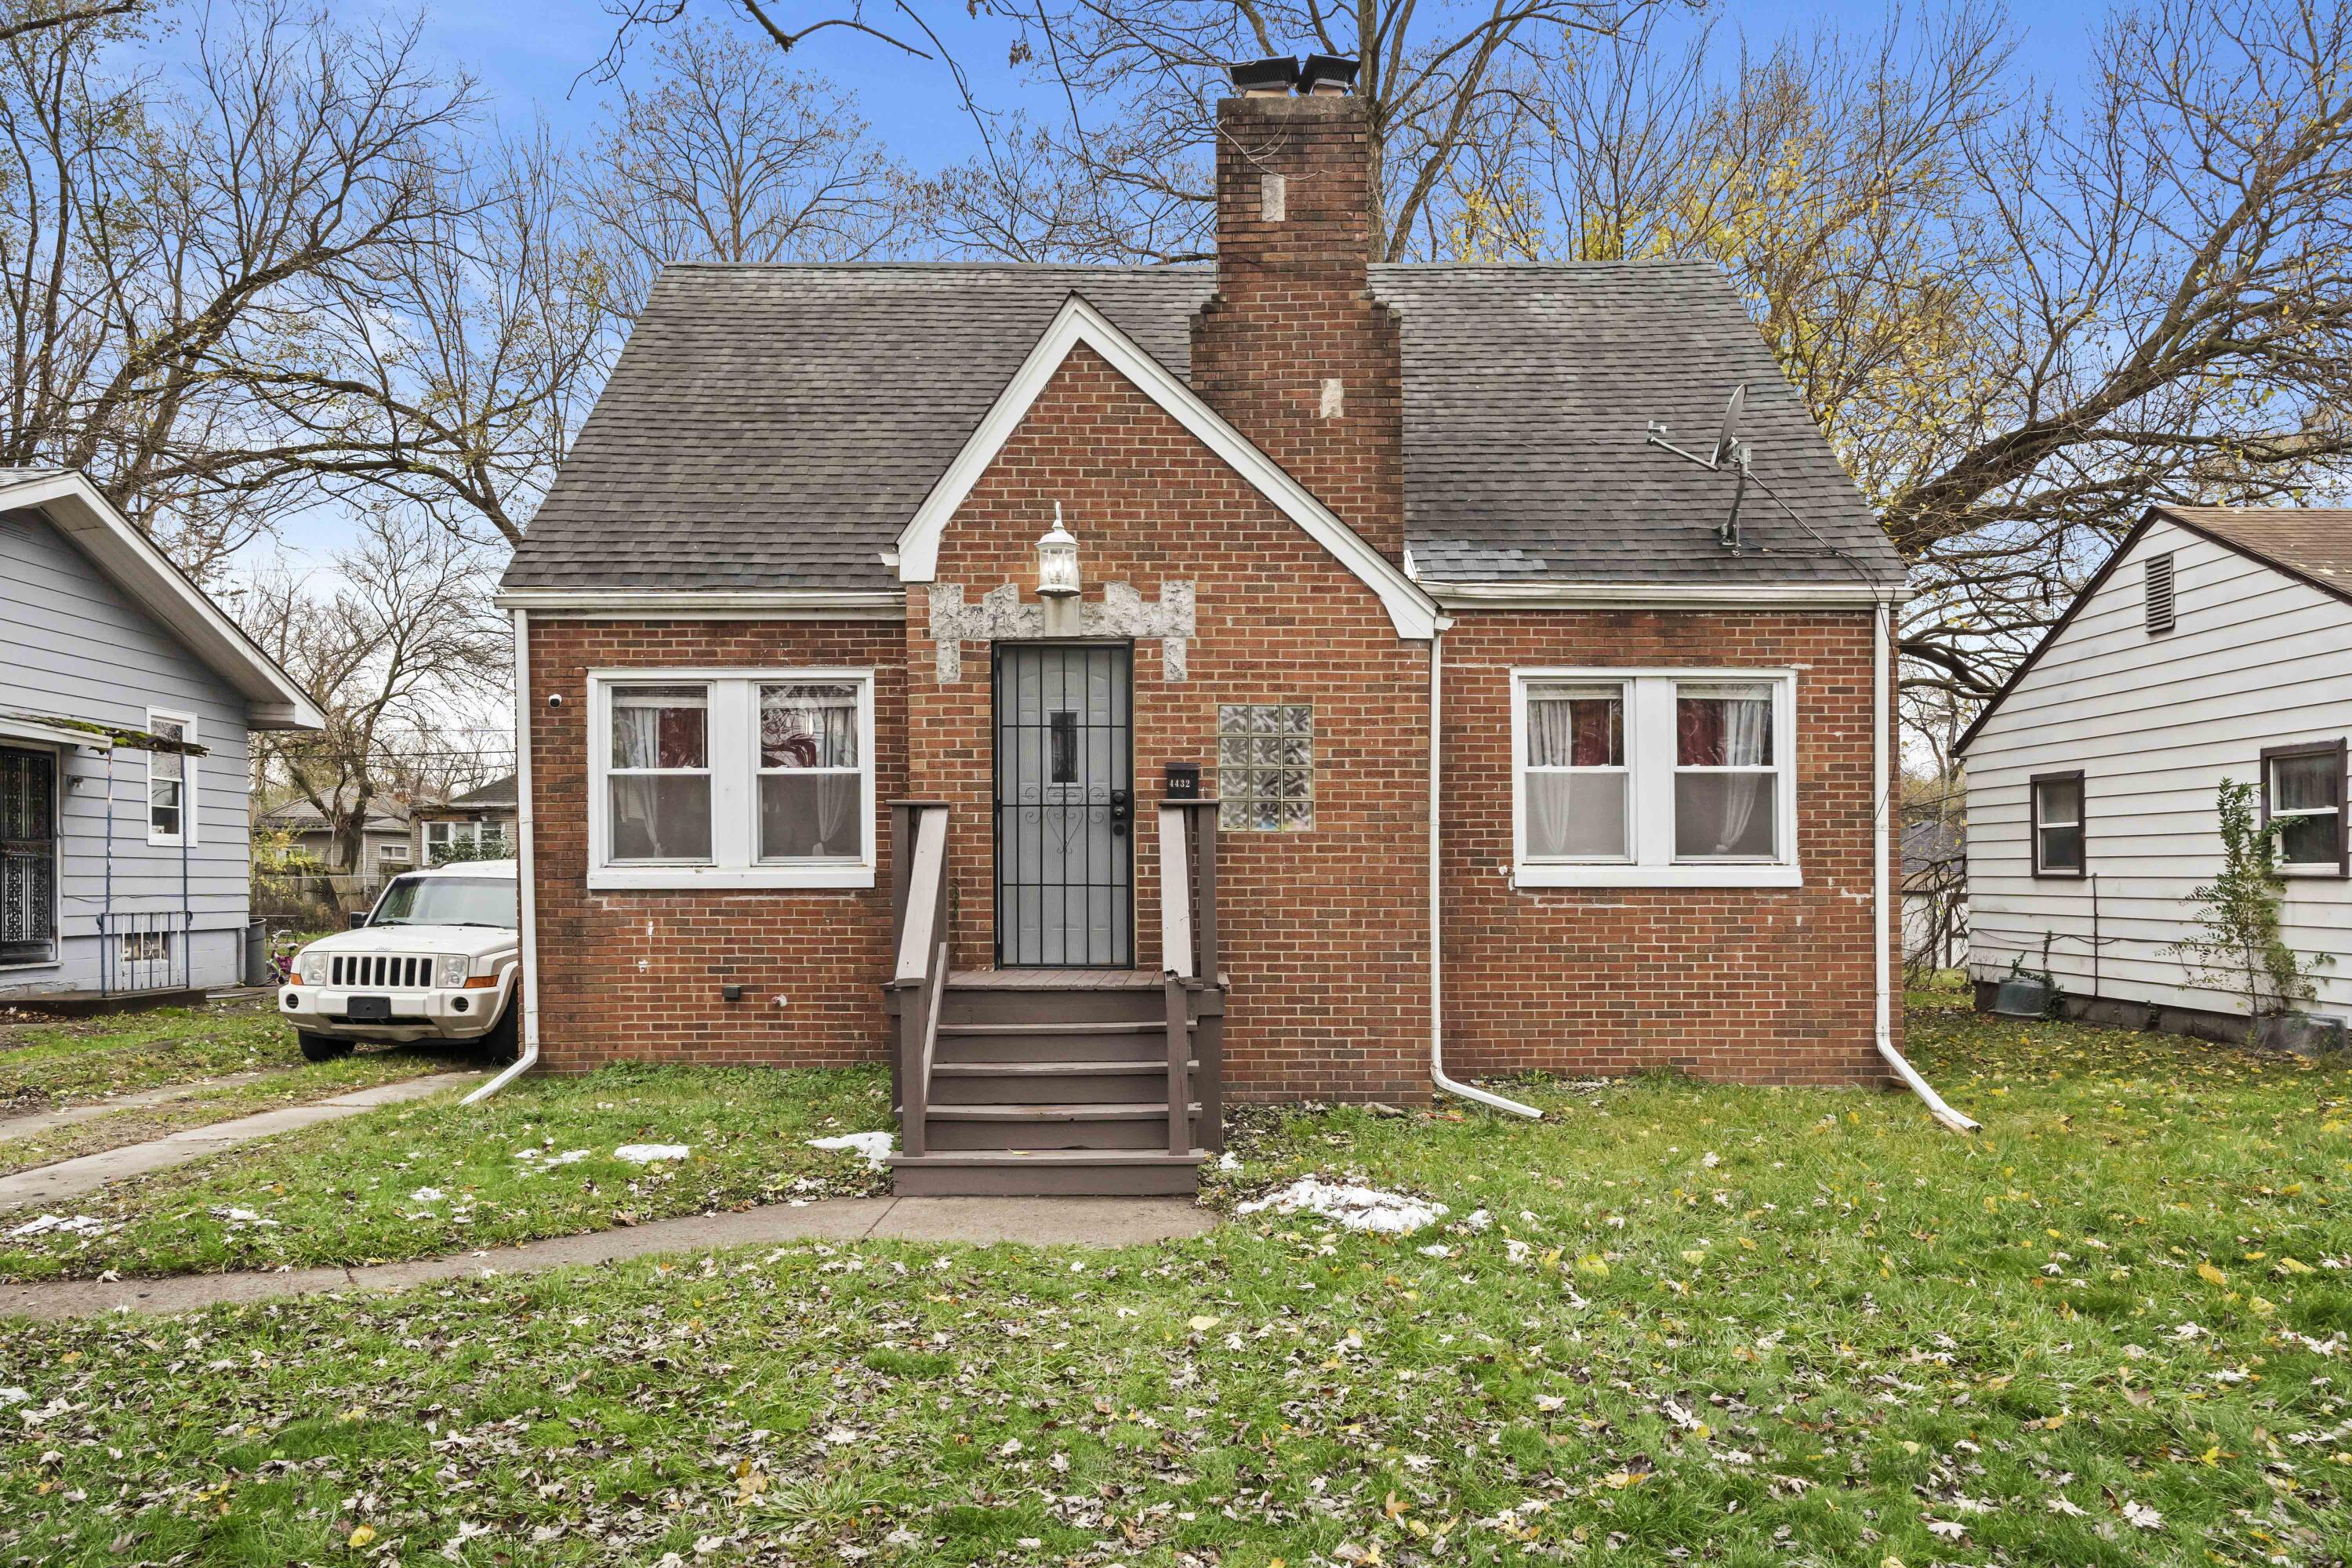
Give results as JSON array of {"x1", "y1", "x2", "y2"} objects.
[
  {"x1": 993, "y1": 643, "x2": 1133, "y2": 967},
  {"x1": 0, "y1": 747, "x2": 57, "y2": 967}
]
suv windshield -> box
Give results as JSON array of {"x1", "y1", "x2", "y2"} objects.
[{"x1": 369, "y1": 875, "x2": 518, "y2": 930}]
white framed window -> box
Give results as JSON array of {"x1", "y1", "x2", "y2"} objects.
[
  {"x1": 587, "y1": 669, "x2": 875, "y2": 890},
  {"x1": 145, "y1": 710, "x2": 194, "y2": 847},
  {"x1": 1511, "y1": 669, "x2": 1800, "y2": 888}
]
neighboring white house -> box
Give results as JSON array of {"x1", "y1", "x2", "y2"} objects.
[
  {"x1": 1902, "y1": 814, "x2": 1967, "y2": 973},
  {"x1": 1954, "y1": 505, "x2": 2350, "y2": 1037}
]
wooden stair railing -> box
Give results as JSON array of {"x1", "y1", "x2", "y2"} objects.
[
  {"x1": 1158, "y1": 799, "x2": 1223, "y2": 1153},
  {"x1": 889, "y1": 801, "x2": 951, "y2": 1159}
]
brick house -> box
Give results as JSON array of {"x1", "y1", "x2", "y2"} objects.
[{"x1": 496, "y1": 60, "x2": 1941, "y2": 1192}]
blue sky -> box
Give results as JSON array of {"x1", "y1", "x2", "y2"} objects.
[{"x1": 411, "y1": 0, "x2": 2108, "y2": 179}]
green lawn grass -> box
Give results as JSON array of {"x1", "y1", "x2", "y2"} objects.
[
  {"x1": 1, "y1": 1010, "x2": 2347, "y2": 1567},
  {"x1": 0, "y1": 996, "x2": 334, "y2": 1105},
  {"x1": 0, "y1": 1063, "x2": 893, "y2": 1279}
]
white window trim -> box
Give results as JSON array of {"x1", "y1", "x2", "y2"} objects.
[
  {"x1": 586, "y1": 668, "x2": 877, "y2": 891},
  {"x1": 145, "y1": 709, "x2": 195, "y2": 848},
  {"x1": 1509, "y1": 668, "x2": 1802, "y2": 889}
]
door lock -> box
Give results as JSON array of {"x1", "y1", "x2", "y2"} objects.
[{"x1": 1109, "y1": 787, "x2": 1131, "y2": 837}]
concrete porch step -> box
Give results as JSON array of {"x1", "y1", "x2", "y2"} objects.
[{"x1": 887, "y1": 1147, "x2": 1208, "y2": 1196}]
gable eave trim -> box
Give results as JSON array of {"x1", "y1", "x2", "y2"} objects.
[
  {"x1": 1951, "y1": 513, "x2": 2161, "y2": 758},
  {"x1": 893, "y1": 292, "x2": 1441, "y2": 641},
  {"x1": 4, "y1": 472, "x2": 324, "y2": 730}
]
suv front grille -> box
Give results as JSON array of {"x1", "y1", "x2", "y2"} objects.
[{"x1": 330, "y1": 953, "x2": 437, "y2": 989}]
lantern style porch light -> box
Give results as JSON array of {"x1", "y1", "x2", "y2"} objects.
[{"x1": 1036, "y1": 504, "x2": 1080, "y2": 598}]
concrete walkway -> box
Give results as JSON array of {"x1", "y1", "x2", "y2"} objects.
[
  {"x1": 0, "y1": 1073, "x2": 274, "y2": 1144},
  {"x1": 0, "y1": 1192, "x2": 1215, "y2": 1319},
  {"x1": 0, "y1": 1072, "x2": 484, "y2": 1211}
]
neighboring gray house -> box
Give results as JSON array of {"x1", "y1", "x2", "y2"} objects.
[
  {"x1": 411, "y1": 775, "x2": 516, "y2": 864},
  {"x1": 254, "y1": 790, "x2": 419, "y2": 885},
  {"x1": 1, "y1": 470, "x2": 323, "y2": 1000}
]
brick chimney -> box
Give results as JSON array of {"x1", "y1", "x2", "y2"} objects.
[{"x1": 1190, "y1": 57, "x2": 1406, "y2": 563}]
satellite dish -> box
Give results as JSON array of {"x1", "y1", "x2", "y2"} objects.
[{"x1": 1710, "y1": 383, "x2": 1748, "y2": 470}]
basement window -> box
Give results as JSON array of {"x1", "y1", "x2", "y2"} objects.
[
  {"x1": 2262, "y1": 739, "x2": 2347, "y2": 876},
  {"x1": 1512, "y1": 670, "x2": 1798, "y2": 888},
  {"x1": 589, "y1": 670, "x2": 875, "y2": 890}
]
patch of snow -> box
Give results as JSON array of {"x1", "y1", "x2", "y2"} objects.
[
  {"x1": 410, "y1": 1187, "x2": 446, "y2": 1203},
  {"x1": 1235, "y1": 1178, "x2": 1448, "y2": 1235},
  {"x1": 0, "y1": 1388, "x2": 28, "y2": 1406},
  {"x1": 614, "y1": 1144, "x2": 691, "y2": 1164},
  {"x1": 212, "y1": 1207, "x2": 278, "y2": 1228},
  {"x1": 545, "y1": 1149, "x2": 590, "y2": 1166},
  {"x1": 806, "y1": 1131, "x2": 894, "y2": 1169},
  {"x1": 1218, "y1": 1152, "x2": 1242, "y2": 1172},
  {"x1": 7, "y1": 1214, "x2": 108, "y2": 1239}
]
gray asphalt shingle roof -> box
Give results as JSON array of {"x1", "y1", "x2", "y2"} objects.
[{"x1": 505, "y1": 260, "x2": 1901, "y2": 595}]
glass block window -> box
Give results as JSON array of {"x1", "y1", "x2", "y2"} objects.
[{"x1": 1218, "y1": 704, "x2": 1313, "y2": 831}]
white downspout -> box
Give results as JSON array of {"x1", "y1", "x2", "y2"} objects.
[
  {"x1": 1430, "y1": 628, "x2": 1542, "y2": 1120},
  {"x1": 464, "y1": 607, "x2": 540, "y2": 1105},
  {"x1": 1871, "y1": 598, "x2": 1977, "y2": 1133}
]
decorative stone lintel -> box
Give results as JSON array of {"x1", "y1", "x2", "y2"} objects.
[{"x1": 927, "y1": 580, "x2": 1196, "y2": 683}]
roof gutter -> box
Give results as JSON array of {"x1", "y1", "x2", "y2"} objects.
[
  {"x1": 463, "y1": 607, "x2": 539, "y2": 1105},
  {"x1": 1418, "y1": 579, "x2": 1910, "y2": 611},
  {"x1": 493, "y1": 588, "x2": 906, "y2": 619}
]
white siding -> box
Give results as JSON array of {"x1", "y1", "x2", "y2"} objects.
[{"x1": 1963, "y1": 518, "x2": 2352, "y2": 1021}]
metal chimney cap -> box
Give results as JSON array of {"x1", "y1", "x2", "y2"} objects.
[
  {"x1": 1229, "y1": 56, "x2": 1301, "y2": 96},
  {"x1": 1298, "y1": 54, "x2": 1359, "y2": 94}
]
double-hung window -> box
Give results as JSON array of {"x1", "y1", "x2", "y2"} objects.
[
  {"x1": 2263, "y1": 739, "x2": 2347, "y2": 877},
  {"x1": 1512, "y1": 670, "x2": 1798, "y2": 887},
  {"x1": 2029, "y1": 771, "x2": 2085, "y2": 877},
  {"x1": 146, "y1": 711, "x2": 194, "y2": 847},
  {"x1": 589, "y1": 670, "x2": 874, "y2": 889}
]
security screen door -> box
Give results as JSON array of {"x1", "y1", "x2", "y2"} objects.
[{"x1": 993, "y1": 643, "x2": 1133, "y2": 967}]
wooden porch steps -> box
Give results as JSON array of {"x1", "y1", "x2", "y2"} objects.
[
  {"x1": 887, "y1": 967, "x2": 1224, "y2": 1192},
  {"x1": 886, "y1": 800, "x2": 1225, "y2": 1198}
]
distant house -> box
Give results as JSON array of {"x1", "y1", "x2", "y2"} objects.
[
  {"x1": 254, "y1": 790, "x2": 418, "y2": 885},
  {"x1": 411, "y1": 775, "x2": 516, "y2": 864},
  {"x1": 1901, "y1": 814, "x2": 1967, "y2": 972},
  {"x1": 1, "y1": 470, "x2": 323, "y2": 1000},
  {"x1": 1955, "y1": 506, "x2": 2350, "y2": 1038}
]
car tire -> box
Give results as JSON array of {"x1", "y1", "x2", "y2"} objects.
[
  {"x1": 298, "y1": 1032, "x2": 354, "y2": 1063},
  {"x1": 479, "y1": 996, "x2": 520, "y2": 1065}
]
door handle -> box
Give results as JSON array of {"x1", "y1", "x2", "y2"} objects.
[{"x1": 1109, "y1": 788, "x2": 1131, "y2": 837}]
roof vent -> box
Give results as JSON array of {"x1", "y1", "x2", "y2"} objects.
[
  {"x1": 2144, "y1": 550, "x2": 2176, "y2": 634},
  {"x1": 1298, "y1": 54, "x2": 1359, "y2": 95},
  {"x1": 1229, "y1": 56, "x2": 1300, "y2": 96}
]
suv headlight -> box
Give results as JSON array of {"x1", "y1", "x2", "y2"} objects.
[
  {"x1": 434, "y1": 954, "x2": 470, "y2": 989},
  {"x1": 295, "y1": 951, "x2": 329, "y2": 987}
]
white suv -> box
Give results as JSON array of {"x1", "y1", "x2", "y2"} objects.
[{"x1": 278, "y1": 859, "x2": 522, "y2": 1063}]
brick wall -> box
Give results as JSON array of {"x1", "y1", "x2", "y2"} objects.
[
  {"x1": 523, "y1": 619, "x2": 905, "y2": 1072},
  {"x1": 1436, "y1": 609, "x2": 1896, "y2": 1087},
  {"x1": 912, "y1": 343, "x2": 1433, "y2": 1104},
  {"x1": 1190, "y1": 92, "x2": 1406, "y2": 563}
]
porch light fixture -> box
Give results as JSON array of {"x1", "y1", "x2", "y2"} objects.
[{"x1": 1037, "y1": 505, "x2": 1080, "y2": 599}]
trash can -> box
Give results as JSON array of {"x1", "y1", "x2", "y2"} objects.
[{"x1": 243, "y1": 920, "x2": 270, "y2": 987}]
